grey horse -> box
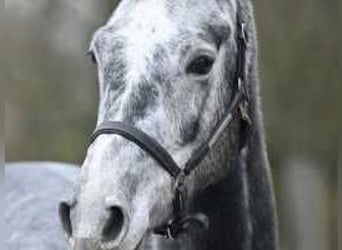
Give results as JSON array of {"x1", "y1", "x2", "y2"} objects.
[
  {"x1": 5, "y1": 162, "x2": 79, "y2": 250},
  {"x1": 6, "y1": 0, "x2": 278, "y2": 249}
]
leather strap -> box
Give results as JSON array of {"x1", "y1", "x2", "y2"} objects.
[{"x1": 91, "y1": 121, "x2": 181, "y2": 179}]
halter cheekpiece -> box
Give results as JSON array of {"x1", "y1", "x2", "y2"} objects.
[{"x1": 90, "y1": 17, "x2": 249, "y2": 240}]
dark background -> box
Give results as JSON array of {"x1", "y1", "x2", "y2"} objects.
[{"x1": 5, "y1": 1, "x2": 340, "y2": 249}]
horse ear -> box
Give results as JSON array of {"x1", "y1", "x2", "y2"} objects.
[{"x1": 240, "y1": 2, "x2": 279, "y2": 248}]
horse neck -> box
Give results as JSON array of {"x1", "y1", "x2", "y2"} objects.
[
  {"x1": 186, "y1": 9, "x2": 278, "y2": 250},
  {"x1": 186, "y1": 135, "x2": 251, "y2": 250}
]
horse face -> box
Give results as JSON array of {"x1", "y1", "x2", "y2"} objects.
[{"x1": 61, "y1": 0, "x2": 238, "y2": 249}]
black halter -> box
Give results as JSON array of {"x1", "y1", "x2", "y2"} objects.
[{"x1": 90, "y1": 19, "x2": 249, "y2": 239}]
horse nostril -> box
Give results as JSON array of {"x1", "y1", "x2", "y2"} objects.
[
  {"x1": 59, "y1": 202, "x2": 73, "y2": 238},
  {"x1": 102, "y1": 206, "x2": 125, "y2": 242}
]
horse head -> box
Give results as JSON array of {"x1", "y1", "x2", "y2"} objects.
[{"x1": 59, "y1": 1, "x2": 277, "y2": 249}]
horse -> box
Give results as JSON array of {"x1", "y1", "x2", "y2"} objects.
[
  {"x1": 5, "y1": 162, "x2": 79, "y2": 250},
  {"x1": 6, "y1": 0, "x2": 278, "y2": 249}
]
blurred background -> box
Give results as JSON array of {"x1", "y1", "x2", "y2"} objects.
[{"x1": 4, "y1": 0, "x2": 340, "y2": 249}]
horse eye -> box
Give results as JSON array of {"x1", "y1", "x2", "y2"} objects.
[
  {"x1": 186, "y1": 55, "x2": 215, "y2": 76},
  {"x1": 87, "y1": 50, "x2": 97, "y2": 65}
]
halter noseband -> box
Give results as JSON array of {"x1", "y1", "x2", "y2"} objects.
[{"x1": 90, "y1": 18, "x2": 249, "y2": 240}]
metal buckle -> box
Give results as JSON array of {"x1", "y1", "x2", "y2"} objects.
[
  {"x1": 239, "y1": 99, "x2": 251, "y2": 126},
  {"x1": 165, "y1": 219, "x2": 181, "y2": 240},
  {"x1": 240, "y1": 22, "x2": 246, "y2": 43},
  {"x1": 238, "y1": 77, "x2": 243, "y2": 92},
  {"x1": 174, "y1": 170, "x2": 186, "y2": 214},
  {"x1": 175, "y1": 170, "x2": 186, "y2": 190},
  {"x1": 166, "y1": 222, "x2": 175, "y2": 240},
  {"x1": 238, "y1": 77, "x2": 249, "y2": 100}
]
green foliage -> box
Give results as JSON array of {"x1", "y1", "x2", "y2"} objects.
[{"x1": 255, "y1": 0, "x2": 339, "y2": 171}]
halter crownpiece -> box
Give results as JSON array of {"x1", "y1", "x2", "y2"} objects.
[{"x1": 90, "y1": 18, "x2": 249, "y2": 239}]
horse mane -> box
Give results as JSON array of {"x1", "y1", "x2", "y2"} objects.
[{"x1": 241, "y1": 1, "x2": 279, "y2": 248}]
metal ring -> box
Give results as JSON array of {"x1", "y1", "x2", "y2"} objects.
[
  {"x1": 166, "y1": 221, "x2": 175, "y2": 240},
  {"x1": 238, "y1": 77, "x2": 243, "y2": 91},
  {"x1": 241, "y1": 22, "x2": 246, "y2": 42}
]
